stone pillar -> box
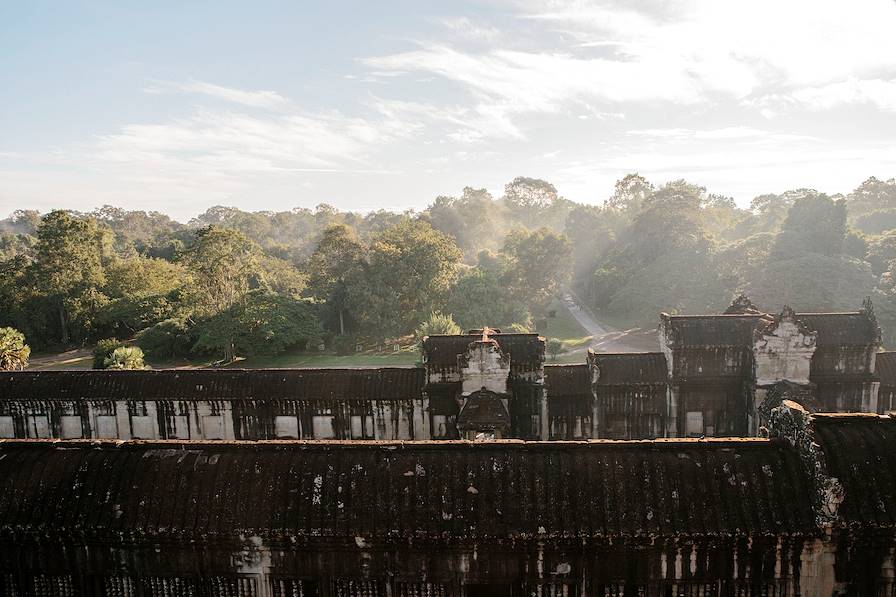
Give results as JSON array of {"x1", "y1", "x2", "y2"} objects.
[
  {"x1": 540, "y1": 388, "x2": 549, "y2": 440},
  {"x1": 222, "y1": 401, "x2": 236, "y2": 440},
  {"x1": 591, "y1": 388, "x2": 600, "y2": 439},
  {"x1": 868, "y1": 380, "x2": 881, "y2": 414},
  {"x1": 412, "y1": 398, "x2": 430, "y2": 439},
  {"x1": 115, "y1": 400, "x2": 131, "y2": 440},
  {"x1": 667, "y1": 385, "x2": 679, "y2": 437}
]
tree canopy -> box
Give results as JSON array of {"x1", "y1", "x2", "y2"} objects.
[{"x1": 5, "y1": 172, "x2": 896, "y2": 360}]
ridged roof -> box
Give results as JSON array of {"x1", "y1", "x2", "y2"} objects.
[
  {"x1": 812, "y1": 413, "x2": 896, "y2": 527},
  {"x1": 590, "y1": 353, "x2": 668, "y2": 385},
  {"x1": 0, "y1": 368, "x2": 425, "y2": 401},
  {"x1": 661, "y1": 311, "x2": 879, "y2": 348},
  {"x1": 797, "y1": 312, "x2": 879, "y2": 347},
  {"x1": 0, "y1": 439, "x2": 816, "y2": 540},
  {"x1": 661, "y1": 314, "x2": 765, "y2": 347},
  {"x1": 544, "y1": 364, "x2": 590, "y2": 397}
]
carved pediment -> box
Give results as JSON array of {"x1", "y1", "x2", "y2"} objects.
[
  {"x1": 753, "y1": 306, "x2": 818, "y2": 386},
  {"x1": 755, "y1": 305, "x2": 816, "y2": 344},
  {"x1": 458, "y1": 332, "x2": 511, "y2": 395}
]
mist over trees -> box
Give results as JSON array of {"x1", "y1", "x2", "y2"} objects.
[{"x1": 2, "y1": 174, "x2": 896, "y2": 361}]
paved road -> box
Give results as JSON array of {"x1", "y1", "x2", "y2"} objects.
[{"x1": 561, "y1": 291, "x2": 659, "y2": 353}]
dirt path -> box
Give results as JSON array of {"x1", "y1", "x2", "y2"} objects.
[
  {"x1": 27, "y1": 348, "x2": 93, "y2": 370},
  {"x1": 561, "y1": 291, "x2": 660, "y2": 353}
]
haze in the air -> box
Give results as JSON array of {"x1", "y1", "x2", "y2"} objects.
[{"x1": 2, "y1": 0, "x2": 896, "y2": 220}]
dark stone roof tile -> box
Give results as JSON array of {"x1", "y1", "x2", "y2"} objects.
[
  {"x1": 0, "y1": 439, "x2": 817, "y2": 540},
  {"x1": 0, "y1": 368, "x2": 425, "y2": 402}
]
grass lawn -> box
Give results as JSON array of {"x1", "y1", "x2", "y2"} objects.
[
  {"x1": 226, "y1": 349, "x2": 421, "y2": 368},
  {"x1": 543, "y1": 297, "x2": 592, "y2": 349},
  {"x1": 28, "y1": 347, "x2": 422, "y2": 370}
]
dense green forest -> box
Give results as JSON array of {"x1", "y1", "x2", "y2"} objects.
[{"x1": 2, "y1": 174, "x2": 896, "y2": 365}]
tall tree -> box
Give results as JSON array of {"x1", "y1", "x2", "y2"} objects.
[
  {"x1": 181, "y1": 226, "x2": 260, "y2": 316},
  {"x1": 503, "y1": 177, "x2": 560, "y2": 229},
  {"x1": 306, "y1": 224, "x2": 365, "y2": 335},
  {"x1": 348, "y1": 220, "x2": 462, "y2": 337},
  {"x1": 446, "y1": 266, "x2": 528, "y2": 329},
  {"x1": 501, "y1": 228, "x2": 572, "y2": 317},
  {"x1": 193, "y1": 292, "x2": 320, "y2": 360},
  {"x1": 605, "y1": 173, "x2": 654, "y2": 215},
  {"x1": 28, "y1": 211, "x2": 110, "y2": 343},
  {"x1": 772, "y1": 193, "x2": 847, "y2": 257},
  {"x1": 181, "y1": 226, "x2": 261, "y2": 360},
  {"x1": 424, "y1": 187, "x2": 497, "y2": 258}
]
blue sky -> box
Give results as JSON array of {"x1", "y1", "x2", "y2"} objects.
[{"x1": 2, "y1": 0, "x2": 896, "y2": 221}]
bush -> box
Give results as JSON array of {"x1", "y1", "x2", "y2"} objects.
[
  {"x1": 93, "y1": 338, "x2": 124, "y2": 369},
  {"x1": 0, "y1": 327, "x2": 30, "y2": 371},
  {"x1": 546, "y1": 338, "x2": 565, "y2": 361},
  {"x1": 333, "y1": 334, "x2": 356, "y2": 356},
  {"x1": 104, "y1": 346, "x2": 147, "y2": 370},
  {"x1": 191, "y1": 293, "x2": 322, "y2": 360},
  {"x1": 136, "y1": 318, "x2": 194, "y2": 360},
  {"x1": 415, "y1": 312, "x2": 461, "y2": 339}
]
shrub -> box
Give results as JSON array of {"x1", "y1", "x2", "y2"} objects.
[
  {"x1": 333, "y1": 334, "x2": 356, "y2": 356},
  {"x1": 136, "y1": 318, "x2": 194, "y2": 360},
  {"x1": 546, "y1": 338, "x2": 565, "y2": 361},
  {"x1": 93, "y1": 338, "x2": 124, "y2": 369},
  {"x1": 415, "y1": 312, "x2": 461, "y2": 339},
  {"x1": 104, "y1": 346, "x2": 147, "y2": 370},
  {"x1": 0, "y1": 327, "x2": 30, "y2": 371}
]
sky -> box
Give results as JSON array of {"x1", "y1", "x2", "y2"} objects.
[{"x1": 2, "y1": 0, "x2": 896, "y2": 221}]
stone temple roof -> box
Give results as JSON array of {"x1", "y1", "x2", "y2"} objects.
[
  {"x1": 544, "y1": 364, "x2": 590, "y2": 397},
  {"x1": 661, "y1": 310, "x2": 879, "y2": 348},
  {"x1": 0, "y1": 368, "x2": 425, "y2": 402},
  {"x1": 589, "y1": 352, "x2": 668, "y2": 386},
  {"x1": 0, "y1": 437, "x2": 816, "y2": 541}
]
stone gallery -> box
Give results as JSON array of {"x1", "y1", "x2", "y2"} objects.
[{"x1": 2, "y1": 298, "x2": 896, "y2": 595}]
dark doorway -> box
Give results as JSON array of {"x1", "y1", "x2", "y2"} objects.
[{"x1": 466, "y1": 584, "x2": 513, "y2": 597}]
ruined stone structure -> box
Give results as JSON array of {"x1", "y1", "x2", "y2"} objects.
[
  {"x1": 0, "y1": 300, "x2": 888, "y2": 442},
  {"x1": 2, "y1": 404, "x2": 896, "y2": 595},
  {"x1": 658, "y1": 297, "x2": 883, "y2": 438},
  {"x1": 2, "y1": 302, "x2": 896, "y2": 595}
]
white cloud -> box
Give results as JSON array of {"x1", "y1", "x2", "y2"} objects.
[
  {"x1": 436, "y1": 16, "x2": 501, "y2": 42},
  {"x1": 524, "y1": 0, "x2": 896, "y2": 88},
  {"x1": 365, "y1": 0, "x2": 896, "y2": 129},
  {"x1": 369, "y1": 95, "x2": 523, "y2": 141},
  {"x1": 364, "y1": 44, "x2": 710, "y2": 111},
  {"x1": 145, "y1": 80, "x2": 289, "y2": 109},
  {"x1": 751, "y1": 78, "x2": 896, "y2": 116},
  {"x1": 626, "y1": 126, "x2": 818, "y2": 142},
  {"x1": 0, "y1": 82, "x2": 422, "y2": 218}
]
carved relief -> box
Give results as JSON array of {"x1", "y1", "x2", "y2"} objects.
[
  {"x1": 458, "y1": 332, "x2": 511, "y2": 396},
  {"x1": 754, "y1": 305, "x2": 818, "y2": 386}
]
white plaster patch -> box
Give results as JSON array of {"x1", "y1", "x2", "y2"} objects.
[{"x1": 312, "y1": 474, "x2": 323, "y2": 505}]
